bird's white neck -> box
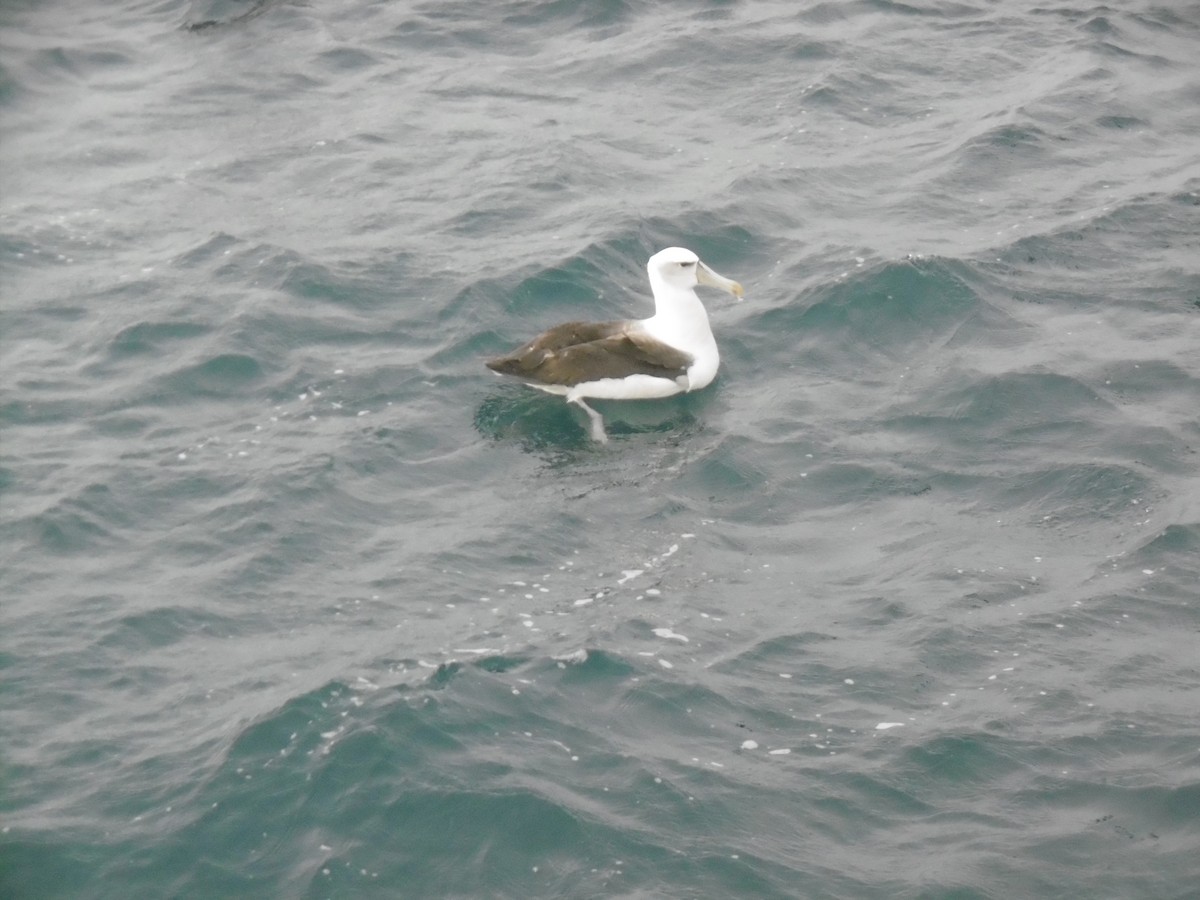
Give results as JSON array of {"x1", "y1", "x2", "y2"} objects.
[{"x1": 641, "y1": 280, "x2": 714, "y2": 349}]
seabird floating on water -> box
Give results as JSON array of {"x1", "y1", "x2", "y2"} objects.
[{"x1": 486, "y1": 247, "x2": 744, "y2": 442}]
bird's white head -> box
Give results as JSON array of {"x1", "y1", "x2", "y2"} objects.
[{"x1": 648, "y1": 247, "x2": 744, "y2": 300}]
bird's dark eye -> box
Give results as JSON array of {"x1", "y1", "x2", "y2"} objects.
[{"x1": 679, "y1": 261, "x2": 694, "y2": 267}]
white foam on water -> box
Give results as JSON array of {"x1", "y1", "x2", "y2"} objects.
[
  {"x1": 652, "y1": 628, "x2": 689, "y2": 643},
  {"x1": 552, "y1": 649, "x2": 587, "y2": 664}
]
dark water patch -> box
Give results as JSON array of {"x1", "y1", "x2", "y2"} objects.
[
  {"x1": 663, "y1": 220, "x2": 759, "y2": 275},
  {"x1": 555, "y1": 648, "x2": 637, "y2": 682},
  {"x1": 0, "y1": 233, "x2": 46, "y2": 269},
  {"x1": 1081, "y1": 14, "x2": 1116, "y2": 35},
  {"x1": 844, "y1": 595, "x2": 911, "y2": 627},
  {"x1": 614, "y1": 668, "x2": 747, "y2": 734},
  {"x1": 222, "y1": 681, "x2": 384, "y2": 764},
  {"x1": 18, "y1": 484, "x2": 130, "y2": 556},
  {"x1": 371, "y1": 789, "x2": 595, "y2": 881},
  {"x1": 107, "y1": 320, "x2": 213, "y2": 359},
  {"x1": 745, "y1": 257, "x2": 989, "y2": 370},
  {"x1": 1099, "y1": 360, "x2": 1200, "y2": 451},
  {"x1": 0, "y1": 59, "x2": 21, "y2": 107},
  {"x1": 1074, "y1": 589, "x2": 1199, "y2": 648},
  {"x1": 1129, "y1": 7, "x2": 1200, "y2": 33},
  {"x1": 230, "y1": 315, "x2": 395, "y2": 386},
  {"x1": 208, "y1": 531, "x2": 320, "y2": 596},
  {"x1": 469, "y1": 653, "x2": 529, "y2": 674},
  {"x1": 1088, "y1": 640, "x2": 1196, "y2": 694},
  {"x1": 160, "y1": 534, "x2": 238, "y2": 567},
  {"x1": 591, "y1": 399, "x2": 702, "y2": 443},
  {"x1": 440, "y1": 271, "x2": 529, "y2": 332},
  {"x1": 828, "y1": 770, "x2": 938, "y2": 825},
  {"x1": 3, "y1": 592, "x2": 124, "y2": 656},
  {"x1": 315, "y1": 45, "x2": 380, "y2": 73},
  {"x1": 196, "y1": 241, "x2": 314, "y2": 291},
  {"x1": 799, "y1": 460, "x2": 932, "y2": 509},
  {"x1": 988, "y1": 191, "x2": 1200, "y2": 305},
  {"x1": 958, "y1": 577, "x2": 1039, "y2": 608},
  {"x1": 785, "y1": 37, "x2": 836, "y2": 60},
  {"x1": 26, "y1": 44, "x2": 138, "y2": 85},
  {"x1": 0, "y1": 836, "x2": 95, "y2": 900},
  {"x1": 5, "y1": 289, "x2": 89, "y2": 320},
  {"x1": 885, "y1": 370, "x2": 1117, "y2": 451},
  {"x1": 1089, "y1": 37, "x2": 1171, "y2": 67},
  {"x1": 431, "y1": 325, "x2": 542, "y2": 377},
  {"x1": 945, "y1": 367, "x2": 1113, "y2": 429},
  {"x1": 1, "y1": 221, "x2": 130, "y2": 280},
  {"x1": 1010, "y1": 778, "x2": 1200, "y2": 854},
  {"x1": 1127, "y1": 522, "x2": 1200, "y2": 577},
  {"x1": 280, "y1": 255, "x2": 417, "y2": 313},
  {"x1": 442, "y1": 202, "x2": 541, "y2": 238},
  {"x1": 952, "y1": 122, "x2": 1055, "y2": 179},
  {"x1": 1174, "y1": 187, "x2": 1200, "y2": 207},
  {"x1": 900, "y1": 732, "x2": 1025, "y2": 788},
  {"x1": 501, "y1": 0, "x2": 638, "y2": 34},
  {"x1": 671, "y1": 438, "x2": 770, "y2": 502},
  {"x1": 796, "y1": 0, "x2": 968, "y2": 26},
  {"x1": 82, "y1": 662, "x2": 178, "y2": 706},
  {"x1": 61, "y1": 140, "x2": 158, "y2": 170},
  {"x1": 1096, "y1": 113, "x2": 1148, "y2": 130},
  {"x1": 427, "y1": 660, "x2": 463, "y2": 688},
  {"x1": 385, "y1": 8, "x2": 517, "y2": 56},
  {"x1": 502, "y1": 254, "x2": 629, "y2": 321},
  {"x1": 474, "y1": 389, "x2": 597, "y2": 452},
  {"x1": 158, "y1": 352, "x2": 265, "y2": 399},
  {"x1": 986, "y1": 463, "x2": 1153, "y2": 522},
  {"x1": 1105, "y1": 422, "x2": 1197, "y2": 478},
  {"x1": 707, "y1": 630, "x2": 841, "y2": 679},
  {"x1": 96, "y1": 606, "x2": 240, "y2": 652},
  {"x1": 113, "y1": 676, "x2": 650, "y2": 895},
  {"x1": 905, "y1": 622, "x2": 1022, "y2": 685},
  {"x1": 171, "y1": 231, "x2": 242, "y2": 269},
  {"x1": 183, "y1": 0, "x2": 284, "y2": 33},
  {"x1": 1097, "y1": 359, "x2": 1199, "y2": 410}
]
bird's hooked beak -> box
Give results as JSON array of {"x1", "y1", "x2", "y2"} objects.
[{"x1": 697, "y1": 260, "x2": 745, "y2": 301}]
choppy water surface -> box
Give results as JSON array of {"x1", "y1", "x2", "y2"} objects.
[{"x1": 3, "y1": 1, "x2": 1199, "y2": 897}]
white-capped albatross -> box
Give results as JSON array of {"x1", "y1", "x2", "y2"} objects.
[{"x1": 486, "y1": 247, "x2": 744, "y2": 442}]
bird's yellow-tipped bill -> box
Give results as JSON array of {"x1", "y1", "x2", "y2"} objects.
[{"x1": 697, "y1": 260, "x2": 744, "y2": 299}]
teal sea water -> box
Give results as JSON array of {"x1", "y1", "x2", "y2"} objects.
[{"x1": 3, "y1": 1, "x2": 1199, "y2": 897}]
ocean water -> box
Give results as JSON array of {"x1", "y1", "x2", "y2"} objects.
[{"x1": 2, "y1": 0, "x2": 1199, "y2": 897}]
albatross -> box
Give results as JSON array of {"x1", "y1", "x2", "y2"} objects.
[{"x1": 486, "y1": 247, "x2": 744, "y2": 442}]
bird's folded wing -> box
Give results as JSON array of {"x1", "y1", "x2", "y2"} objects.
[{"x1": 487, "y1": 324, "x2": 693, "y2": 386}]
